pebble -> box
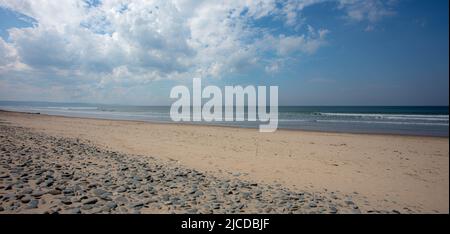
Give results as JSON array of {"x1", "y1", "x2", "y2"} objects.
[
  {"x1": 21, "y1": 188, "x2": 33, "y2": 194},
  {"x1": 105, "y1": 201, "x2": 118, "y2": 209},
  {"x1": 81, "y1": 204, "x2": 93, "y2": 210},
  {"x1": 0, "y1": 124, "x2": 367, "y2": 214},
  {"x1": 31, "y1": 190, "x2": 46, "y2": 197},
  {"x1": 68, "y1": 207, "x2": 81, "y2": 214},
  {"x1": 27, "y1": 200, "x2": 39, "y2": 209},
  {"x1": 100, "y1": 193, "x2": 112, "y2": 201},
  {"x1": 329, "y1": 206, "x2": 338, "y2": 214},
  {"x1": 82, "y1": 198, "x2": 98, "y2": 205},
  {"x1": 21, "y1": 195, "x2": 32, "y2": 203},
  {"x1": 115, "y1": 196, "x2": 128, "y2": 204},
  {"x1": 131, "y1": 202, "x2": 144, "y2": 208},
  {"x1": 48, "y1": 189, "x2": 62, "y2": 195},
  {"x1": 116, "y1": 186, "x2": 127, "y2": 193},
  {"x1": 60, "y1": 197, "x2": 72, "y2": 205},
  {"x1": 93, "y1": 189, "x2": 107, "y2": 196}
]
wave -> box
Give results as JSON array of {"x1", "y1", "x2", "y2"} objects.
[
  {"x1": 40, "y1": 106, "x2": 99, "y2": 111},
  {"x1": 317, "y1": 112, "x2": 449, "y2": 121},
  {"x1": 316, "y1": 119, "x2": 449, "y2": 126}
]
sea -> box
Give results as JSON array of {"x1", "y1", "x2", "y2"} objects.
[{"x1": 0, "y1": 101, "x2": 448, "y2": 137}]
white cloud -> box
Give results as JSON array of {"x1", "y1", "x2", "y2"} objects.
[
  {"x1": 0, "y1": 37, "x2": 29, "y2": 73},
  {"x1": 0, "y1": 0, "x2": 398, "y2": 103},
  {"x1": 281, "y1": 0, "x2": 325, "y2": 26},
  {"x1": 0, "y1": 0, "x2": 332, "y2": 83},
  {"x1": 0, "y1": 37, "x2": 17, "y2": 68},
  {"x1": 265, "y1": 61, "x2": 280, "y2": 74},
  {"x1": 338, "y1": 0, "x2": 397, "y2": 27},
  {"x1": 276, "y1": 26, "x2": 329, "y2": 55}
]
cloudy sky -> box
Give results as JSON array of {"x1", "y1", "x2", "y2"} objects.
[{"x1": 0, "y1": 0, "x2": 448, "y2": 105}]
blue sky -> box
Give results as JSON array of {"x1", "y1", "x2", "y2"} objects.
[{"x1": 0, "y1": 0, "x2": 448, "y2": 106}]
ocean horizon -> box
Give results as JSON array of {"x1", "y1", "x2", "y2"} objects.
[{"x1": 1, "y1": 101, "x2": 448, "y2": 137}]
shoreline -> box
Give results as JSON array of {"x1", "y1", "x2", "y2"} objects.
[
  {"x1": 1, "y1": 109, "x2": 447, "y2": 139},
  {"x1": 0, "y1": 110, "x2": 448, "y2": 213}
]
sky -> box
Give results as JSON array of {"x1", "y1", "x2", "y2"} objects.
[{"x1": 0, "y1": 0, "x2": 448, "y2": 106}]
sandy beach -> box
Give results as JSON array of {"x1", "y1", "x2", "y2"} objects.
[{"x1": 0, "y1": 110, "x2": 448, "y2": 214}]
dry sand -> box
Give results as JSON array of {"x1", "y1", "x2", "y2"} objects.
[{"x1": 0, "y1": 110, "x2": 448, "y2": 213}]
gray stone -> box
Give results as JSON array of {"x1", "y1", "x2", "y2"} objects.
[
  {"x1": 31, "y1": 190, "x2": 46, "y2": 197},
  {"x1": 62, "y1": 188, "x2": 74, "y2": 196},
  {"x1": 21, "y1": 188, "x2": 33, "y2": 195},
  {"x1": 188, "y1": 188, "x2": 197, "y2": 194},
  {"x1": 187, "y1": 208, "x2": 198, "y2": 214},
  {"x1": 162, "y1": 194, "x2": 170, "y2": 201},
  {"x1": 81, "y1": 204, "x2": 93, "y2": 210},
  {"x1": 27, "y1": 200, "x2": 39, "y2": 209},
  {"x1": 116, "y1": 186, "x2": 127, "y2": 193},
  {"x1": 115, "y1": 196, "x2": 128, "y2": 204},
  {"x1": 82, "y1": 198, "x2": 98, "y2": 205},
  {"x1": 100, "y1": 193, "x2": 112, "y2": 201},
  {"x1": 131, "y1": 202, "x2": 144, "y2": 209},
  {"x1": 105, "y1": 201, "x2": 117, "y2": 209},
  {"x1": 241, "y1": 192, "x2": 251, "y2": 199},
  {"x1": 21, "y1": 195, "x2": 32, "y2": 203},
  {"x1": 329, "y1": 206, "x2": 338, "y2": 214},
  {"x1": 93, "y1": 188, "x2": 107, "y2": 197},
  {"x1": 68, "y1": 207, "x2": 81, "y2": 214},
  {"x1": 48, "y1": 189, "x2": 62, "y2": 195},
  {"x1": 60, "y1": 197, "x2": 72, "y2": 205},
  {"x1": 44, "y1": 179, "x2": 54, "y2": 187}
]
